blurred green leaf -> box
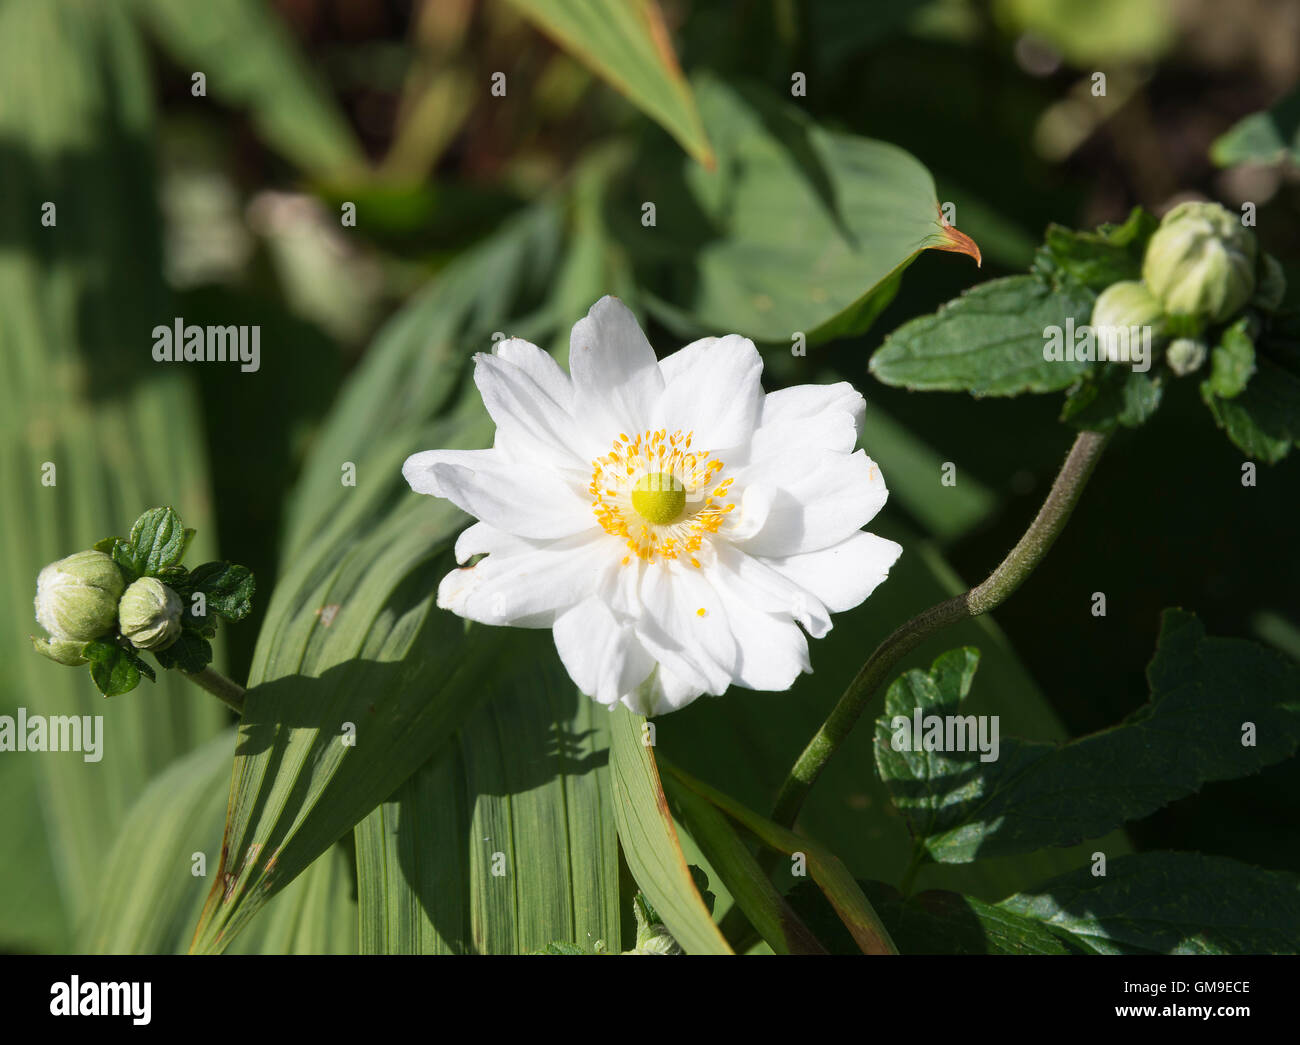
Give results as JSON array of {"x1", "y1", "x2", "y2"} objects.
[
  {"x1": 875, "y1": 612, "x2": 1300, "y2": 863},
  {"x1": 1202, "y1": 315, "x2": 1300, "y2": 462},
  {"x1": 1060, "y1": 364, "x2": 1163, "y2": 431},
  {"x1": 1211, "y1": 88, "x2": 1300, "y2": 168},
  {"x1": 1000, "y1": 852, "x2": 1300, "y2": 954},
  {"x1": 355, "y1": 636, "x2": 618, "y2": 953},
  {"x1": 505, "y1": 0, "x2": 714, "y2": 168},
  {"x1": 622, "y1": 77, "x2": 976, "y2": 345},
  {"x1": 1031, "y1": 208, "x2": 1156, "y2": 293},
  {"x1": 609, "y1": 705, "x2": 731, "y2": 954},
  {"x1": 871, "y1": 276, "x2": 1094, "y2": 395},
  {"x1": 132, "y1": 0, "x2": 364, "y2": 177},
  {"x1": 0, "y1": 0, "x2": 228, "y2": 934}
]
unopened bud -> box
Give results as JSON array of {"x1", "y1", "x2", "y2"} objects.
[
  {"x1": 34, "y1": 550, "x2": 125, "y2": 641},
  {"x1": 119, "y1": 577, "x2": 183, "y2": 650},
  {"x1": 1166, "y1": 337, "x2": 1209, "y2": 377},
  {"x1": 1092, "y1": 280, "x2": 1165, "y2": 364},
  {"x1": 1142, "y1": 202, "x2": 1256, "y2": 322}
]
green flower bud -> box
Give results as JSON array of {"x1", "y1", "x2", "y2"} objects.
[
  {"x1": 119, "y1": 577, "x2": 183, "y2": 650},
  {"x1": 1166, "y1": 337, "x2": 1208, "y2": 377},
  {"x1": 1252, "y1": 253, "x2": 1286, "y2": 312},
  {"x1": 1142, "y1": 201, "x2": 1256, "y2": 321},
  {"x1": 1092, "y1": 280, "x2": 1165, "y2": 364},
  {"x1": 34, "y1": 550, "x2": 125, "y2": 641},
  {"x1": 30, "y1": 635, "x2": 90, "y2": 666}
]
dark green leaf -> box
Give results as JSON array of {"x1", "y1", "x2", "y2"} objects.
[
  {"x1": 152, "y1": 632, "x2": 213, "y2": 675},
  {"x1": 875, "y1": 611, "x2": 1300, "y2": 863},
  {"x1": 1031, "y1": 207, "x2": 1157, "y2": 293},
  {"x1": 869, "y1": 276, "x2": 1095, "y2": 396},
  {"x1": 1203, "y1": 320, "x2": 1256, "y2": 400},
  {"x1": 186, "y1": 561, "x2": 256, "y2": 621},
  {"x1": 84, "y1": 640, "x2": 144, "y2": 697},
  {"x1": 1211, "y1": 88, "x2": 1300, "y2": 168},
  {"x1": 1061, "y1": 365, "x2": 1163, "y2": 431},
  {"x1": 1000, "y1": 852, "x2": 1300, "y2": 954},
  {"x1": 1201, "y1": 317, "x2": 1300, "y2": 462},
  {"x1": 126, "y1": 507, "x2": 189, "y2": 575}
]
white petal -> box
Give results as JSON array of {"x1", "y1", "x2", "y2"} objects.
[
  {"x1": 473, "y1": 350, "x2": 587, "y2": 467},
  {"x1": 631, "y1": 664, "x2": 708, "y2": 715},
  {"x1": 403, "y1": 448, "x2": 592, "y2": 540},
  {"x1": 761, "y1": 531, "x2": 903, "y2": 613},
  {"x1": 436, "y1": 530, "x2": 613, "y2": 627},
  {"x1": 713, "y1": 588, "x2": 811, "y2": 692},
  {"x1": 759, "y1": 381, "x2": 864, "y2": 451},
  {"x1": 654, "y1": 334, "x2": 763, "y2": 449},
  {"x1": 734, "y1": 450, "x2": 889, "y2": 557},
  {"x1": 553, "y1": 597, "x2": 655, "y2": 705},
  {"x1": 712, "y1": 543, "x2": 832, "y2": 638},
  {"x1": 568, "y1": 296, "x2": 664, "y2": 439},
  {"x1": 636, "y1": 562, "x2": 735, "y2": 695}
]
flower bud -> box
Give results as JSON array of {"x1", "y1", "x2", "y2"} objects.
[
  {"x1": 34, "y1": 550, "x2": 125, "y2": 641},
  {"x1": 1252, "y1": 253, "x2": 1286, "y2": 312},
  {"x1": 1142, "y1": 202, "x2": 1256, "y2": 321},
  {"x1": 119, "y1": 577, "x2": 183, "y2": 650},
  {"x1": 1092, "y1": 280, "x2": 1165, "y2": 364},
  {"x1": 31, "y1": 635, "x2": 90, "y2": 666},
  {"x1": 1166, "y1": 337, "x2": 1208, "y2": 377}
]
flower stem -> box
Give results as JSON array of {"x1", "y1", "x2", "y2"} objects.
[
  {"x1": 769, "y1": 428, "x2": 1111, "y2": 830},
  {"x1": 185, "y1": 666, "x2": 246, "y2": 714}
]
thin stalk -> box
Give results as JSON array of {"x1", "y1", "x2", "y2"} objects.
[
  {"x1": 185, "y1": 666, "x2": 246, "y2": 714},
  {"x1": 770, "y1": 428, "x2": 1111, "y2": 829}
]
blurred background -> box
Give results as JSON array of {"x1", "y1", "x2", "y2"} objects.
[{"x1": 1, "y1": 0, "x2": 1297, "y2": 954}]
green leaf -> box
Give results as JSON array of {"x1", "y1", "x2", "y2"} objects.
[
  {"x1": 0, "y1": 0, "x2": 228, "y2": 932},
  {"x1": 1203, "y1": 319, "x2": 1257, "y2": 400},
  {"x1": 153, "y1": 631, "x2": 213, "y2": 674},
  {"x1": 1211, "y1": 88, "x2": 1300, "y2": 168},
  {"x1": 1201, "y1": 316, "x2": 1300, "y2": 462},
  {"x1": 1060, "y1": 364, "x2": 1163, "y2": 431},
  {"x1": 354, "y1": 636, "x2": 620, "y2": 954},
  {"x1": 622, "y1": 77, "x2": 977, "y2": 345},
  {"x1": 186, "y1": 561, "x2": 256, "y2": 621},
  {"x1": 1000, "y1": 852, "x2": 1300, "y2": 954},
  {"x1": 124, "y1": 506, "x2": 190, "y2": 576},
  {"x1": 608, "y1": 705, "x2": 732, "y2": 954},
  {"x1": 133, "y1": 0, "x2": 365, "y2": 177},
  {"x1": 661, "y1": 759, "x2": 897, "y2": 954},
  {"x1": 664, "y1": 771, "x2": 828, "y2": 954},
  {"x1": 874, "y1": 611, "x2": 1300, "y2": 863},
  {"x1": 84, "y1": 640, "x2": 146, "y2": 697},
  {"x1": 870, "y1": 276, "x2": 1095, "y2": 396},
  {"x1": 504, "y1": 0, "x2": 713, "y2": 169},
  {"x1": 1031, "y1": 207, "x2": 1157, "y2": 293}
]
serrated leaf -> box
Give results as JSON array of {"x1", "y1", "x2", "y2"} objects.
[
  {"x1": 1000, "y1": 852, "x2": 1300, "y2": 954},
  {"x1": 875, "y1": 611, "x2": 1300, "y2": 863},
  {"x1": 153, "y1": 631, "x2": 213, "y2": 674},
  {"x1": 126, "y1": 506, "x2": 190, "y2": 575},
  {"x1": 504, "y1": 0, "x2": 713, "y2": 169},
  {"x1": 1031, "y1": 207, "x2": 1157, "y2": 293},
  {"x1": 84, "y1": 640, "x2": 145, "y2": 697},
  {"x1": 1203, "y1": 320, "x2": 1257, "y2": 400},
  {"x1": 1060, "y1": 365, "x2": 1163, "y2": 431},
  {"x1": 1201, "y1": 317, "x2": 1300, "y2": 462},
  {"x1": 186, "y1": 561, "x2": 255, "y2": 621},
  {"x1": 870, "y1": 276, "x2": 1095, "y2": 396},
  {"x1": 608, "y1": 705, "x2": 732, "y2": 955}
]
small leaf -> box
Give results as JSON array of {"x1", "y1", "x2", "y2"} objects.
[
  {"x1": 92, "y1": 536, "x2": 121, "y2": 554},
  {"x1": 1201, "y1": 316, "x2": 1300, "y2": 462},
  {"x1": 1031, "y1": 207, "x2": 1157, "y2": 293},
  {"x1": 152, "y1": 632, "x2": 213, "y2": 674},
  {"x1": 1061, "y1": 365, "x2": 1163, "y2": 431},
  {"x1": 870, "y1": 276, "x2": 1096, "y2": 396},
  {"x1": 1203, "y1": 319, "x2": 1257, "y2": 400},
  {"x1": 83, "y1": 640, "x2": 144, "y2": 697},
  {"x1": 185, "y1": 561, "x2": 255, "y2": 621},
  {"x1": 125, "y1": 507, "x2": 189, "y2": 575},
  {"x1": 1211, "y1": 88, "x2": 1300, "y2": 168}
]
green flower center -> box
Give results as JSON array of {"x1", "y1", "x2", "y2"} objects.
[{"x1": 630, "y1": 472, "x2": 686, "y2": 525}]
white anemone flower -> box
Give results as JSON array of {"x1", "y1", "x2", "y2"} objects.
[{"x1": 403, "y1": 296, "x2": 902, "y2": 715}]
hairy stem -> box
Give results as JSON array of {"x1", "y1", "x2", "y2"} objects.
[
  {"x1": 185, "y1": 666, "x2": 246, "y2": 714},
  {"x1": 770, "y1": 428, "x2": 1111, "y2": 829}
]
